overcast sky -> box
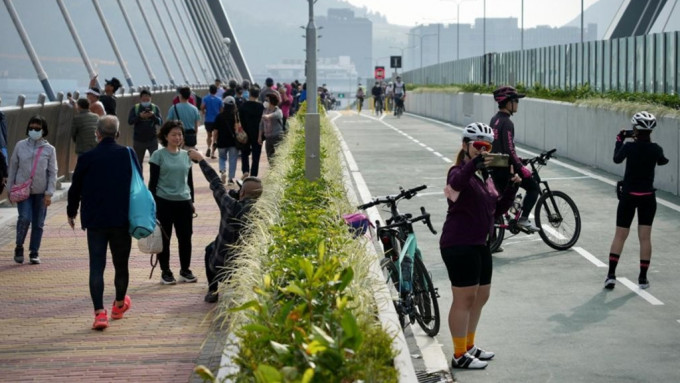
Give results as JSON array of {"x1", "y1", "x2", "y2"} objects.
[{"x1": 343, "y1": 0, "x2": 601, "y2": 28}]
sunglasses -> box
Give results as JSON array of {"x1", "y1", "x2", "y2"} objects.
[{"x1": 471, "y1": 141, "x2": 492, "y2": 151}]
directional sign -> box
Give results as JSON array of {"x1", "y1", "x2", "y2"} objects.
[
  {"x1": 337, "y1": 93, "x2": 345, "y2": 99},
  {"x1": 390, "y1": 56, "x2": 402, "y2": 69},
  {"x1": 374, "y1": 66, "x2": 385, "y2": 80}
]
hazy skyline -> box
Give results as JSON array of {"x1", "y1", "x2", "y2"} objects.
[{"x1": 343, "y1": 0, "x2": 601, "y2": 28}]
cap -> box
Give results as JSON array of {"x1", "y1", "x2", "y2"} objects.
[
  {"x1": 223, "y1": 95, "x2": 236, "y2": 105},
  {"x1": 105, "y1": 77, "x2": 122, "y2": 91},
  {"x1": 85, "y1": 87, "x2": 101, "y2": 97}
]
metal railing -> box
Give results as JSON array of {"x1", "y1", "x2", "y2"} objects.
[{"x1": 403, "y1": 30, "x2": 680, "y2": 95}]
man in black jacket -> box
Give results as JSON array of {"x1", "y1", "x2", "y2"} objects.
[
  {"x1": 188, "y1": 149, "x2": 262, "y2": 303},
  {"x1": 238, "y1": 87, "x2": 265, "y2": 177},
  {"x1": 67, "y1": 115, "x2": 140, "y2": 330},
  {"x1": 127, "y1": 89, "x2": 162, "y2": 169}
]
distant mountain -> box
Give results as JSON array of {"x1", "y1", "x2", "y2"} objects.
[{"x1": 563, "y1": 0, "x2": 625, "y2": 39}]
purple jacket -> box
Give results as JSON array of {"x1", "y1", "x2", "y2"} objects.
[{"x1": 439, "y1": 159, "x2": 518, "y2": 248}]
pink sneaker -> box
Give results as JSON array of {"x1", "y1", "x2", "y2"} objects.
[
  {"x1": 92, "y1": 310, "x2": 109, "y2": 330},
  {"x1": 111, "y1": 295, "x2": 131, "y2": 320}
]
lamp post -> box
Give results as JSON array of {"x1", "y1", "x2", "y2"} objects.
[
  {"x1": 521, "y1": 0, "x2": 524, "y2": 51},
  {"x1": 305, "y1": 0, "x2": 319, "y2": 181},
  {"x1": 407, "y1": 32, "x2": 437, "y2": 68},
  {"x1": 441, "y1": 0, "x2": 473, "y2": 60}
]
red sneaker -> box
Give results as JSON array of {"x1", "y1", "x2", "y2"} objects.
[
  {"x1": 111, "y1": 295, "x2": 131, "y2": 320},
  {"x1": 92, "y1": 310, "x2": 109, "y2": 330}
]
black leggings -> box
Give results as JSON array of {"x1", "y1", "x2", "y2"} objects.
[
  {"x1": 440, "y1": 245, "x2": 492, "y2": 287},
  {"x1": 156, "y1": 197, "x2": 193, "y2": 272},
  {"x1": 616, "y1": 194, "x2": 657, "y2": 228},
  {"x1": 492, "y1": 170, "x2": 540, "y2": 218},
  {"x1": 87, "y1": 227, "x2": 131, "y2": 310}
]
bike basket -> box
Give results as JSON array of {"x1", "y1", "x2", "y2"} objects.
[{"x1": 342, "y1": 213, "x2": 374, "y2": 238}]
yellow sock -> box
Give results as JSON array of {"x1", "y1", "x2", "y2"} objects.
[
  {"x1": 453, "y1": 337, "x2": 467, "y2": 358},
  {"x1": 466, "y1": 332, "x2": 476, "y2": 351}
]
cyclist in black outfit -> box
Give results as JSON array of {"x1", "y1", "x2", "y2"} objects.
[
  {"x1": 605, "y1": 111, "x2": 668, "y2": 290},
  {"x1": 489, "y1": 86, "x2": 540, "y2": 231}
]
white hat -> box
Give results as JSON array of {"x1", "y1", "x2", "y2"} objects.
[
  {"x1": 85, "y1": 88, "x2": 100, "y2": 97},
  {"x1": 223, "y1": 95, "x2": 235, "y2": 105}
]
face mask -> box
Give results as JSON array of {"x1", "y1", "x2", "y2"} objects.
[
  {"x1": 28, "y1": 130, "x2": 42, "y2": 140},
  {"x1": 263, "y1": 101, "x2": 270, "y2": 109},
  {"x1": 141, "y1": 101, "x2": 151, "y2": 107}
]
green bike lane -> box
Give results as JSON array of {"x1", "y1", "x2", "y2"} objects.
[{"x1": 333, "y1": 110, "x2": 680, "y2": 383}]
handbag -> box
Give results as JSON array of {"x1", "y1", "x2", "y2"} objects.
[
  {"x1": 127, "y1": 148, "x2": 157, "y2": 239},
  {"x1": 235, "y1": 122, "x2": 248, "y2": 145},
  {"x1": 138, "y1": 221, "x2": 163, "y2": 254},
  {"x1": 9, "y1": 146, "x2": 44, "y2": 204}
]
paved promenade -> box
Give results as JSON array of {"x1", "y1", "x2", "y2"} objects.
[{"x1": 0, "y1": 134, "x2": 268, "y2": 382}]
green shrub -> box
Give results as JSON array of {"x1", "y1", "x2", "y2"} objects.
[{"x1": 217, "y1": 109, "x2": 397, "y2": 382}]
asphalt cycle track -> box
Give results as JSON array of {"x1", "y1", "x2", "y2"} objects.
[{"x1": 332, "y1": 109, "x2": 680, "y2": 383}]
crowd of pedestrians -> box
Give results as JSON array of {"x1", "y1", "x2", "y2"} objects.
[{"x1": 2, "y1": 73, "x2": 311, "y2": 330}]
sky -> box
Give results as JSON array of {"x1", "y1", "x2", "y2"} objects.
[{"x1": 342, "y1": 0, "x2": 600, "y2": 28}]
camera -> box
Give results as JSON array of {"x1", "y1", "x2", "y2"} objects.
[{"x1": 623, "y1": 130, "x2": 635, "y2": 138}]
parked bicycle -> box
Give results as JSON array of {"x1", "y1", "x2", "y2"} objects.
[
  {"x1": 358, "y1": 185, "x2": 440, "y2": 336},
  {"x1": 489, "y1": 148, "x2": 581, "y2": 252}
]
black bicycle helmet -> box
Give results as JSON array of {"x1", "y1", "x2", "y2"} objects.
[{"x1": 493, "y1": 86, "x2": 525, "y2": 104}]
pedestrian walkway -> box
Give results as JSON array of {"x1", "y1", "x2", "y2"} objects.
[{"x1": 0, "y1": 130, "x2": 269, "y2": 382}]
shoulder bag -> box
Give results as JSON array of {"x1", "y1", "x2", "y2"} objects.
[
  {"x1": 9, "y1": 146, "x2": 44, "y2": 204},
  {"x1": 127, "y1": 148, "x2": 157, "y2": 239}
]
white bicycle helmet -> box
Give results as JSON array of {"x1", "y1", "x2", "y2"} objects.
[
  {"x1": 631, "y1": 111, "x2": 656, "y2": 130},
  {"x1": 463, "y1": 122, "x2": 494, "y2": 143}
]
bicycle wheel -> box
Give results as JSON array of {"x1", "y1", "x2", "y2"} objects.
[
  {"x1": 488, "y1": 216, "x2": 505, "y2": 253},
  {"x1": 412, "y1": 256, "x2": 440, "y2": 336},
  {"x1": 535, "y1": 190, "x2": 581, "y2": 250},
  {"x1": 380, "y1": 257, "x2": 405, "y2": 329}
]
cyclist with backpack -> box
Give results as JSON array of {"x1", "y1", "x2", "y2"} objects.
[
  {"x1": 440, "y1": 123, "x2": 520, "y2": 369},
  {"x1": 604, "y1": 112, "x2": 668, "y2": 290},
  {"x1": 355, "y1": 84, "x2": 365, "y2": 113},
  {"x1": 489, "y1": 86, "x2": 540, "y2": 231}
]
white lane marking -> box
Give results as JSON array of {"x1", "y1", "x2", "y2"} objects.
[
  {"x1": 573, "y1": 247, "x2": 607, "y2": 267},
  {"x1": 618, "y1": 278, "x2": 664, "y2": 305},
  {"x1": 416, "y1": 191, "x2": 444, "y2": 197},
  {"x1": 541, "y1": 225, "x2": 567, "y2": 240},
  {"x1": 501, "y1": 237, "x2": 544, "y2": 246},
  {"x1": 433, "y1": 152, "x2": 443, "y2": 157},
  {"x1": 542, "y1": 176, "x2": 591, "y2": 181},
  {"x1": 443, "y1": 157, "x2": 453, "y2": 163},
  {"x1": 409, "y1": 113, "x2": 680, "y2": 214}
]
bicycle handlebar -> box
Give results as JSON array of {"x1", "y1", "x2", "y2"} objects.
[
  {"x1": 376, "y1": 208, "x2": 437, "y2": 235},
  {"x1": 357, "y1": 184, "x2": 427, "y2": 210},
  {"x1": 528, "y1": 148, "x2": 557, "y2": 166}
]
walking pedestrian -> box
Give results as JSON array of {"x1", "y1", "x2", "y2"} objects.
[
  {"x1": 604, "y1": 111, "x2": 669, "y2": 290},
  {"x1": 213, "y1": 96, "x2": 239, "y2": 184},
  {"x1": 258, "y1": 93, "x2": 285, "y2": 165},
  {"x1": 239, "y1": 87, "x2": 265, "y2": 177},
  {"x1": 71, "y1": 98, "x2": 99, "y2": 156},
  {"x1": 201, "y1": 84, "x2": 223, "y2": 158},
  {"x1": 67, "y1": 115, "x2": 137, "y2": 330},
  {"x1": 188, "y1": 149, "x2": 262, "y2": 303},
  {"x1": 8, "y1": 115, "x2": 57, "y2": 265},
  {"x1": 440, "y1": 123, "x2": 519, "y2": 369},
  {"x1": 148, "y1": 120, "x2": 196, "y2": 285},
  {"x1": 167, "y1": 86, "x2": 200, "y2": 149},
  {"x1": 127, "y1": 89, "x2": 162, "y2": 169}
]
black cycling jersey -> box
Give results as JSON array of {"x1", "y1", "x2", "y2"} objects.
[
  {"x1": 490, "y1": 111, "x2": 523, "y2": 170},
  {"x1": 614, "y1": 139, "x2": 668, "y2": 193}
]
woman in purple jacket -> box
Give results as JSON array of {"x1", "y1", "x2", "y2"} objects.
[{"x1": 440, "y1": 122, "x2": 520, "y2": 369}]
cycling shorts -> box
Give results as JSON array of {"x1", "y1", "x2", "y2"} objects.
[
  {"x1": 616, "y1": 193, "x2": 657, "y2": 228},
  {"x1": 440, "y1": 245, "x2": 492, "y2": 287}
]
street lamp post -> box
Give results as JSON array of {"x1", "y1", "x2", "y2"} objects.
[{"x1": 305, "y1": 0, "x2": 319, "y2": 181}]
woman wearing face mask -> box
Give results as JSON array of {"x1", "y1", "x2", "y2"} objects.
[
  {"x1": 258, "y1": 93, "x2": 285, "y2": 164},
  {"x1": 440, "y1": 123, "x2": 519, "y2": 369},
  {"x1": 7, "y1": 115, "x2": 58, "y2": 264}
]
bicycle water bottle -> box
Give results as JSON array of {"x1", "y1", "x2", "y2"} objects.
[
  {"x1": 510, "y1": 193, "x2": 523, "y2": 214},
  {"x1": 401, "y1": 256, "x2": 413, "y2": 294}
]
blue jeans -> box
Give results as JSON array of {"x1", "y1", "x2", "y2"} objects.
[
  {"x1": 16, "y1": 194, "x2": 47, "y2": 254},
  {"x1": 87, "y1": 227, "x2": 131, "y2": 311},
  {"x1": 218, "y1": 146, "x2": 239, "y2": 180}
]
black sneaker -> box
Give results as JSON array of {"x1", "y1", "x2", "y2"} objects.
[
  {"x1": 161, "y1": 270, "x2": 177, "y2": 285},
  {"x1": 14, "y1": 246, "x2": 24, "y2": 264},
  {"x1": 204, "y1": 292, "x2": 219, "y2": 303},
  {"x1": 29, "y1": 253, "x2": 41, "y2": 264},
  {"x1": 638, "y1": 277, "x2": 650, "y2": 289},
  {"x1": 604, "y1": 275, "x2": 616, "y2": 290},
  {"x1": 206, "y1": 148, "x2": 211, "y2": 157},
  {"x1": 179, "y1": 269, "x2": 197, "y2": 283},
  {"x1": 451, "y1": 353, "x2": 488, "y2": 369}
]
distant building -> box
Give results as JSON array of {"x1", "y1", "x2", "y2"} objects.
[
  {"x1": 316, "y1": 8, "x2": 372, "y2": 79},
  {"x1": 407, "y1": 18, "x2": 597, "y2": 70}
]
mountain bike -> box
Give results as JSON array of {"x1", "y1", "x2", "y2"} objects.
[
  {"x1": 489, "y1": 148, "x2": 581, "y2": 252},
  {"x1": 356, "y1": 97, "x2": 364, "y2": 114},
  {"x1": 359, "y1": 185, "x2": 440, "y2": 336}
]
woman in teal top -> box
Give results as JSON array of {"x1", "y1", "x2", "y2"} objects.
[{"x1": 148, "y1": 120, "x2": 196, "y2": 285}]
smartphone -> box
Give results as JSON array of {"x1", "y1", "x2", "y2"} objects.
[
  {"x1": 484, "y1": 153, "x2": 510, "y2": 167},
  {"x1": 623, "y1": 130, "x2": 635, "y2": 138}
]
